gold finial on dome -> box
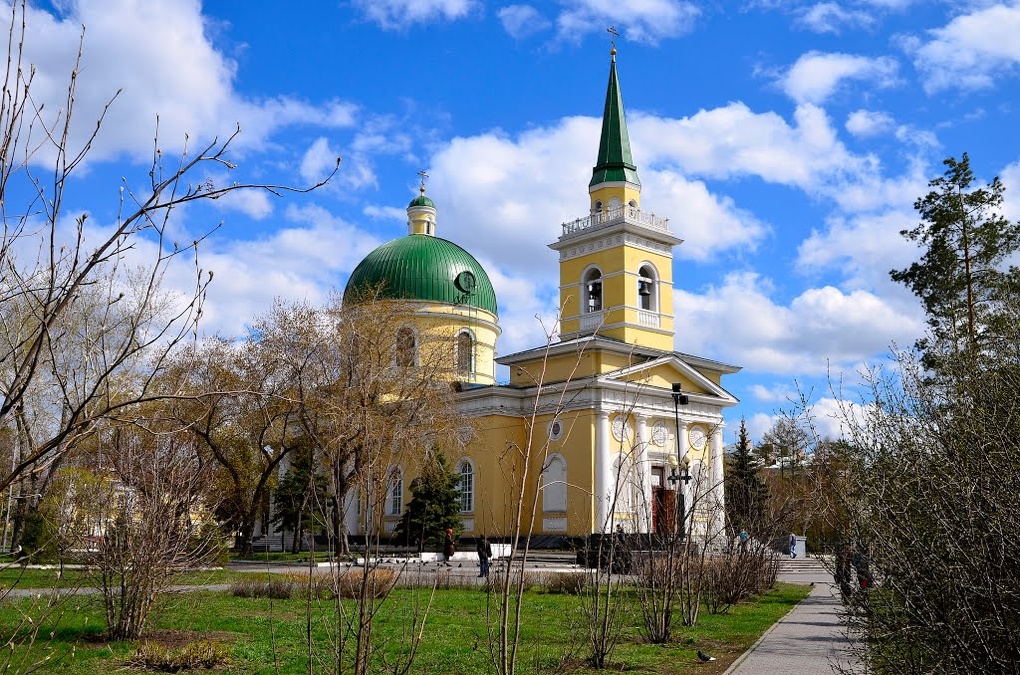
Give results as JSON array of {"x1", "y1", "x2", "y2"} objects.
[
  {"x1": 417, "y1": 168, "x2": 429, "y2": 195},
  {"x1": 608, "y1": 26, "x2": 619, "y2": 60}
]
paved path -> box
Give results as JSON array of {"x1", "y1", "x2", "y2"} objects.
[{"x1": 724, "y1": 557, "x2": 857, "y2": 675}]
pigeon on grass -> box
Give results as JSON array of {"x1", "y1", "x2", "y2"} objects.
[{"x1": 697, "y1": 650, "x2": 716, "y2": 662}]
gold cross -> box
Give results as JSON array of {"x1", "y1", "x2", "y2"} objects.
[
  {"x1": 607, "y1": 26, "x2": 619, "y2": 50},
  {"x1": 417, "y1": 169, "x2": 429, "y2": 194}
]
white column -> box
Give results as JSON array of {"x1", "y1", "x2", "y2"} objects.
[
  {"x1": 710, "y1": 427, "x2": 726, "y2": 538},
  {"x1": 595, "y1": 410, "x2": 611, "y2": 532},
  {"x1": 634, "y1": 414, "x2": 653, "y2": 533}
]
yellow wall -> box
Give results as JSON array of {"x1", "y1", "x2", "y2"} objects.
[
  {"x1": 557, "y1": 239, "x2": 676, "y2": 351},
  {"x1": 413, "y1": 306, "x2": 500, "y2": 386}
]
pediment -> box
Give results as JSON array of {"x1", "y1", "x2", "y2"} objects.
[{"x1": 597, "y1": 354, "x2": 738, "y2": 406}]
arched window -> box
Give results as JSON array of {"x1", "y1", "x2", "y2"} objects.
[
  {"x1": 613, "y1": 454, "x2": 635, "y2": 514},
  {"x1": 637, "y1": 263, "x2": 658, "y2": 312},
  {"x1": 396, "y1": 326, "x2": 416, "y2": 367},
  {"x1": 457, "y1": 461, "x2": 474, "y2": 513},
  {"x1": 456, "y1": 331, "x2": 474, "y2": 376},
  {"x1": 584, "y1": 268, "x2": 603, "y2": 313},
  {"x1": 542, "y1": 455, "x2": 567, "y2": 512},
  {"x1": 387, "y1": 469, "x2": 403, "y2": 516}
]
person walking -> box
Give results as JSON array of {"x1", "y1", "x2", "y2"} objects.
[
  {"x1": 443, "y1": 528, "x2": 455, "y2": 566},
  {"x1": 789, "y1": 532, "x2": 798, "y2": 559},
  {"x1": 476, "y1": 536, "x2": 492, "y2": 578}
]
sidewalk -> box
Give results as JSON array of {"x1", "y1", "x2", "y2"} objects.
[{"x1": 724, "y1": 557, "x2": 857, "y2": 674}]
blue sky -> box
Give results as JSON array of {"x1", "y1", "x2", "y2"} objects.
[{"x1": 15, "y1": 0, "x2": 1020, "y2": 443}]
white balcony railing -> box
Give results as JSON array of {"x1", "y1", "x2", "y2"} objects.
[
  {"x1": 561, "y1": 205, "x2": 670, "y2": 238},
  {"x1": 638, "y1": 310, "x2": 660, "y2": 327},
  {"x1": 580, "y1": 311, "x2": 604, "y2": 331}
]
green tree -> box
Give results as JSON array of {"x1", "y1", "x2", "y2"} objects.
[
  {"x1": 724, "y1": 418, "x2": 768, "y2": 535},
  {"x1": 271, "y1": 448, "x2": 327, "y2": 554},
  {"x1": 891, "y1": 153, "x2": 1020, "y2": 367},
  {"x1": 393, "y1": 453, "x2": 463, "y2": 550}
]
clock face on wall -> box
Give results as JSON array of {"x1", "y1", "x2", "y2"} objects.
[
  {"x1": 651, "y1": 421, "x2": 668, "y2": 446},
  {"x1": 454, "y1": 270, "x2": 477, "y2": 293},
  {"x1": 688, "y1": 426, "x2": 706, "y2": 450}
]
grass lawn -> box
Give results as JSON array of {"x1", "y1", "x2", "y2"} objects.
[
  {"x1": 0, "y1": 581, "x2": 810, "y2": 673},
  {"x1": 0, "y1": 566, "x2": 250, "y2": 591}
]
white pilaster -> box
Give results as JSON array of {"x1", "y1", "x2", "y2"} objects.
[
  {"x1": 710, "y1": 427, "x2": 726, "y2": 538},
  {"x1": 634, "y1": 413, "x2": 652, "y2": 533},
  {"x1": 595, "y1": 410, "x2": 611, "y2": 532}
]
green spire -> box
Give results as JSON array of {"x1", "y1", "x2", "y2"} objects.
[{"x1": 590, "y1": 50, "x2": 640, "y2": 189}]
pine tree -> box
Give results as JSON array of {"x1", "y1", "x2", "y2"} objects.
[
  {"x1": 724, "y1": 418, "x2": 768, "y2": 535},
  {"x1": 393, "y1": 452, "x2": 463, "y2": 550},
  {"x1": 891, "y1": 153, "x2": 1020, "y2": 368}
]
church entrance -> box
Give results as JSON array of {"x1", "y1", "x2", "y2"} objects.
[{"x1": 651, "y1": 466, "x2": 676, "y2": 534}]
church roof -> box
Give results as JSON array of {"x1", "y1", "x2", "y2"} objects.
[
  {"x1": 344, "y1": 234, "x2": 498, "y2": 316},
  {"x1": 590, "y1": 50, "x2": 641, "y2": 189}
]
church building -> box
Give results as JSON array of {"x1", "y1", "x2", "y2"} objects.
[{"x1": 344, "y1": 48, "x2": 740, "y2": 542}]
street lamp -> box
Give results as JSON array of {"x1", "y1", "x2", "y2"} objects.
[{"x1": 668, "y1": 383, "x2": 692, "y2": 540}]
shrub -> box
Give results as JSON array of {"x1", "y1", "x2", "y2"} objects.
[
  {"x1": 542, "y1": 572, "x2": 587, "y2": 595},
  {"x1": 229, "y1": 578, "x2": 294, "y2": 599},
  {"x1": 282, "y1": 572, "x2": 335, "y2": 600},
  {"x1": 335, "y1": 567, "x2": 396, "y2": 599},
  {"x1": 129, "y1": 640, "x2": 231, "y2": 672}
]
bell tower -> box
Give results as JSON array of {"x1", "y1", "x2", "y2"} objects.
[{"x1": 549, "y1": 47, "x2": 681, "y2": 351}]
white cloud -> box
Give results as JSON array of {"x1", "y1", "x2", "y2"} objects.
[
  {"x1": 352, "y1": 0, "x2": 479, "y2": 30},
  {"x1": 640, "y1": 171, "x2": 769, "y2": 260},
  {"x1": 633, "y1": 104, "x2": 880, "y2": 205},
  {"x1": 749, "y1": 383, "x2": 799, "y2": 403},
  {"x1": 428, "y1": 112, "x2": 774, "y2": 281},
  {"x1": 12, "y1": 1, "x2": 357, "y2": 166},
  {"x1": 363, "y1": 205, "x2": 408, "y2": 221},
  {"x1": 556, "y1": 0, "x2": 700, "y2": 45},
  {"x1": 674, "y1": 272, "x2": 922, "y2": 375},
  {"x1": 796, "y1": 2, "x2": 874, "y2": 33},
  {"x1": 194, "y1": 204, "x2": 385, "y2": 336},
  {"x1": 845, "y1": 109, "x2": 895, "y2": 137},
  {"x1": 300, "y1": 138, "x2": 342, "y2": 185},
  {"x1": 781, "y1": 51, "x2": 899, "y2": 104},
  {"x1": 498, "y1": 5, "x2": 551, "y2": 38},
  {"x1": 907, "y1": 4, "x2": 1020, "y2": 93},
  {"x1": 796, "y1": 208, "x2": 922, "y2": 293},
  {"x1": 1001, "y1": 160, "x2": 1020, "y2": 222}
]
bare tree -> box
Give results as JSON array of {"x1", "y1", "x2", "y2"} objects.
[
  {"x1": 80, "y1": 414, "x2": 221, "y2": 640},
  {"x1": 0, "y1": 0, "x2": 337, "y2": 514}
]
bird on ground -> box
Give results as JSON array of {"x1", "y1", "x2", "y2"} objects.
[{"x1": 697, "y1": 650, "x2": 716, "y2": 663}]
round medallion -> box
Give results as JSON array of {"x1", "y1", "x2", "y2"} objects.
[
  {"x1": 688, "y1": 426, "x2": 707, "y2": 451},
  {"x1": 611, "y1": 415, "x2": 631, "y2": 442},
  {"x1": 651, "y1": 421, "x2": 668, "y2": 447}
]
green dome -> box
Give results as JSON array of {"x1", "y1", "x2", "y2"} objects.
[
  {"x1": 408, "y1": 195, "x2": 436, "y2": 208},
  {"x1": 344, "y1": 235, "x2": 498, "y2": 316}
]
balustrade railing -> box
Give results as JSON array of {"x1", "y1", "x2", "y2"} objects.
[{"x1": 561, "y1": 205, "x2": 670, "y2": 238}]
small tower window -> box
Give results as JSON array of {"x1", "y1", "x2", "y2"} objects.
[
  {"x1": 584, "y1": 269, "x2": 603, "y2": 313},
  {"x1": 396, "y1": 326, "x2": 416, "y2": 367},
  {"x1": 456, "y1": 330, "x2": 475, "y2": 376},
  {"x1": 638, "y1": 264, "x2": 658, "y2": 312}
]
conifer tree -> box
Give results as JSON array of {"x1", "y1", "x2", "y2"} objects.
[
  {"x1": 393, "y1": 452, "x2": 463, "y2": 550},
  {"x1": 724, "y1": 418, "x2": 767, "y2": 535},
  {"x1": 891, "y1": 153, "x2": 1020, "y2": 368}
]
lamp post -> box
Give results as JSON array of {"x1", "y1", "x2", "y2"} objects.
[{"x1": 668, "y1": 383, "x2": 692, "y2": 541}]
